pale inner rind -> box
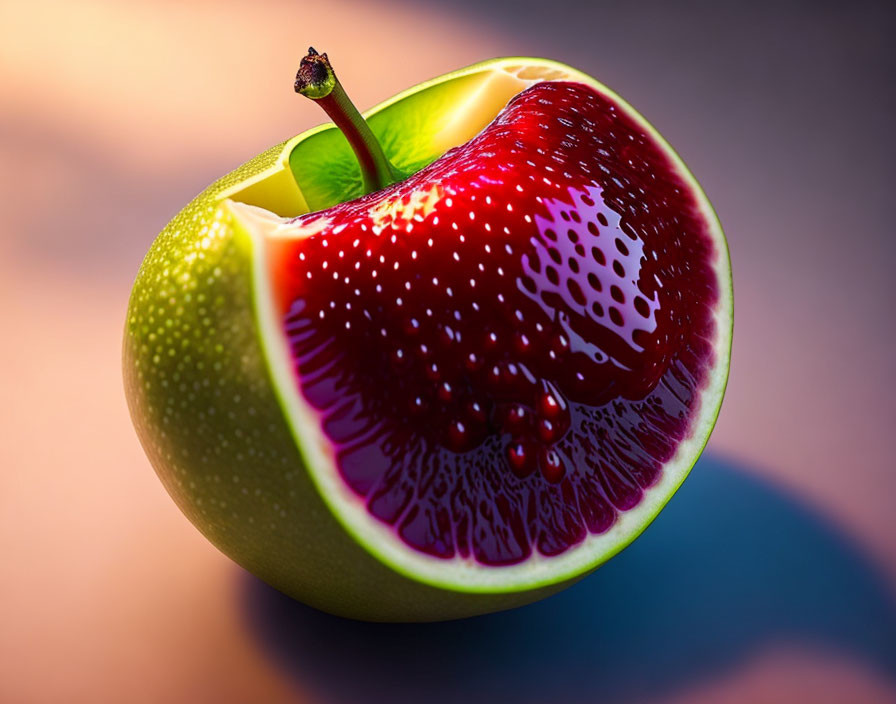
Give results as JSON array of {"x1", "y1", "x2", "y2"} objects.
[{"x1": 231, "y1": 57, "x2": 733, "y2": 593}]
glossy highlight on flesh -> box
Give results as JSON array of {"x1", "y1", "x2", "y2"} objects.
[{"x1": 271, "y1": 81, "x2": 719, "y2": 566}]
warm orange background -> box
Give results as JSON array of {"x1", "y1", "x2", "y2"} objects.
[{"x1": 2, "y1": 1, "x2": 894, "y2": 702}]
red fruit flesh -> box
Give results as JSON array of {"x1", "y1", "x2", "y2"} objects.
[{"x1": 270, "y1": 81, "x2": 719, "y2": 565}]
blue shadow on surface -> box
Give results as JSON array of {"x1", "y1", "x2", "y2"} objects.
[{"x1": 241, "y1": 454, "x2": 896, "y2": 703}]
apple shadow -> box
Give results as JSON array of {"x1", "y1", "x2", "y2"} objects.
[{"x1": 240, "y1": 455, "x2": 896, "y2": 703}]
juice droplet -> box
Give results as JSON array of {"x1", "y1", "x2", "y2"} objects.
[
  {"x1": 438, "y1": 381, "x2": 453, "y2": 402},
  {"x1": 504, "y1": 403, "x2": 531, "y2": 433},
  {"x1": 539, "y1": 448, "x2": 566, "y2": 483},
  {"x1": 507, "y1": 440, "x2": 536, "y2": 478},
  {"x1": 447, "y1": 420, "x2": 469, "y2": 451}
]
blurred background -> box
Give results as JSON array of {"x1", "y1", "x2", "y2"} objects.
[{"x1": 1, "y1": 0, "x2": 894, "y2": 701}]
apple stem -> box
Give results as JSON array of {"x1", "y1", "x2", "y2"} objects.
[{"x1": 294, "y1": 48, "x2": 403, "y2": 194}]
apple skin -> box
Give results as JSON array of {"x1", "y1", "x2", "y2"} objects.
[{"x1": 124, "y1": 60, "x2": 594, "y2": 621}]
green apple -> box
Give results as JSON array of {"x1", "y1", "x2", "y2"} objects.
[{"x1": 124, "y1": 52, "x2": 732, "y2": 621}]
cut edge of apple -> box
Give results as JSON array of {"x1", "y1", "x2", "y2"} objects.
[{"x1": 226, "y1": 57, "x2": 733, "y2": 593}]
